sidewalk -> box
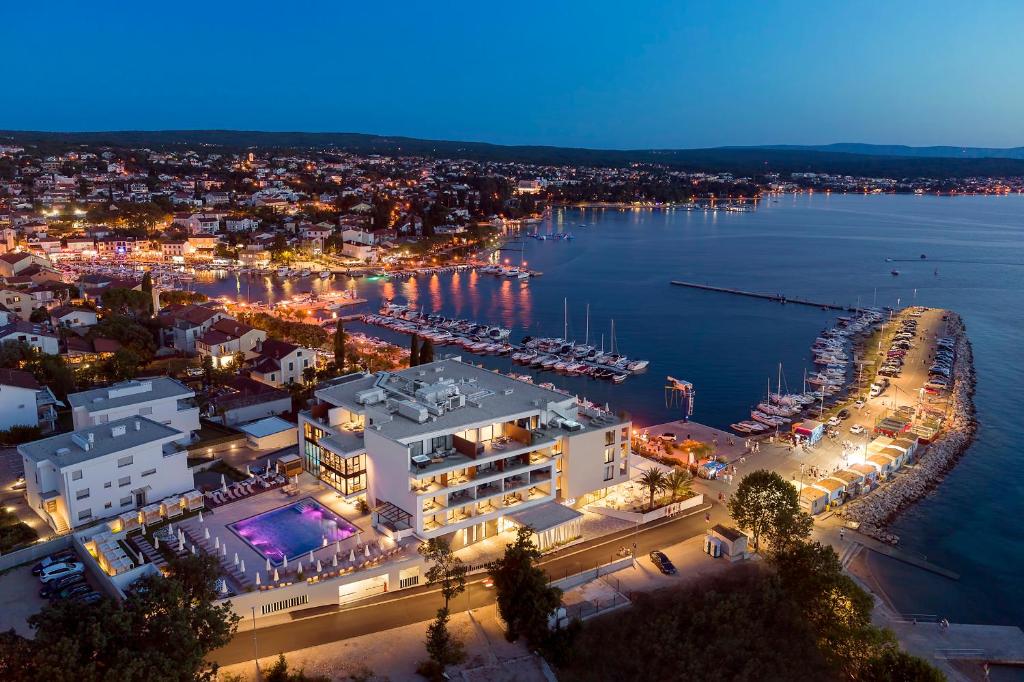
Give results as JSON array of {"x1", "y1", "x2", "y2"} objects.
[{"x1": 217, "y1": 605, "x2": 548, "y2": 682}]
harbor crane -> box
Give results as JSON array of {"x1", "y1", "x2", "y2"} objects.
[{"x1": 665, "y1": 376, "x2": 695, "y2": 419}]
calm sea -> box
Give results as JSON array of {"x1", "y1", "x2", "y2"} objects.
[{"x1": 194, "y1": 194, "x2": 1024, "y2": 625}]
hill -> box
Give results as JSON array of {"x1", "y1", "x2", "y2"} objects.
[{"x1": 4, "y1": 129, "x2": 1024, "y2": 178}]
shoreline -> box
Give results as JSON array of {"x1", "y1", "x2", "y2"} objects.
[{"x1": 839, "y1": 312, "x2": 978, "y2": 543}]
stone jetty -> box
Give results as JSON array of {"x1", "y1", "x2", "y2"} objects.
[{"x1": 840, "y1": 313, "x2": 977, "y2": 543}]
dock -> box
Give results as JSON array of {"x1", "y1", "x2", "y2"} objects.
[{"x1": 670, "y1": 280, "x2": 860, "y2": 311}]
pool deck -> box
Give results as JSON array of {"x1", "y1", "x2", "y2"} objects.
[{"x1": 176, "y1": 473, "x2": 412, "y2": 592}]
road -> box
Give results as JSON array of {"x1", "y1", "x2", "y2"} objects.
[{"x1": 210, "y1": 500, "x2": 725, "y2": 666}]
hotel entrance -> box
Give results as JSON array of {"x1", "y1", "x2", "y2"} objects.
[
  {"x1": 338, "y1": 575, "x2": 388, "y2": 605},
  {"x1": 451, "y1": 519, "x2": 499, "y2": 551}
]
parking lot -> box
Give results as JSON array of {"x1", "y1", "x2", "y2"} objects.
[{"x1": 0, "y1": 547, "x2": 99, "y2": 635}]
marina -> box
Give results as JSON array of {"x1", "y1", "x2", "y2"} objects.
[{"x1": 363, "y1": 299, "x2": 650, "y2": 383}]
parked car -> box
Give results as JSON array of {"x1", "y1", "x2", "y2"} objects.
[
  {"x1": 32, "y1": 550, "x2": 77, "y2": 576},
  {"x1": 73, "y1": 591, "x2": 104, "y2": 605},
  {"x1": 39, "y1": 573, "x2": 85, "y2": 598},
  {"x1": 850, "y1": 424, "x2": 866, "y2": 435},
  {"x1": 837, "y1": 409, "x2": 851, "y2": 420},
  {"x1": 854, "y1": 400, "x2": 865, "y2": 409},
  {"x1": 52, "y1": 583, "x2": 93, "y2": 601},
  {"x1": 649, "y1": 551, "x2": 677, "y2": 575},
  {"x1": 38, "y1": 562, "x2": 84, "y2": 583},
  {"x1": 826, "y1": 416, "x2": 841, "y2": 427}
]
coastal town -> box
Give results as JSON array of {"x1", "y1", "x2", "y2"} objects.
[{"x1": 0, "y1": 133, "x2": 1002, "y2": 682}]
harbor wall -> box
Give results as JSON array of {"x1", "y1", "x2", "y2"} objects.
[{"x1": 839, "y1": 313, "x2": 977, "y2": 543}]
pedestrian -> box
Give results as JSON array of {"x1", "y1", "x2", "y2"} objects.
[{"x1": 839, "y1": 528, "x2": 845, "y2": 541}]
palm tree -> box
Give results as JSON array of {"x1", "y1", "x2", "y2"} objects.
[
  {"x1": 665, "y1": 468, "x2": 692, "y2": 503},
  {"x1": 638, "y1": 467, "x2": 668, "y2": 512}
]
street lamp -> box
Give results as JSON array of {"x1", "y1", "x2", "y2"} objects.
[{"x1": 251, "y1": 606, "x2": 260, "y2": 679}]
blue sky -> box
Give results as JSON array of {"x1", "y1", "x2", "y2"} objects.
[{"x1": 2, "y1": 1, "x2": 1022, "y2": 148}]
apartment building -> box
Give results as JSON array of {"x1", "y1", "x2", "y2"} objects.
[
  {"x1": 19, "y1": 417, "x2": 190, "y2": 532},
  {"x1": 67, "y1": 377, "x2": 200, "y2": 443},
  {"x1": 299, "y1": 359, "x2": 630, "y2": 550}
]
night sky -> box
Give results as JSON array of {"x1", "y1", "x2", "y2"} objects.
[{"x1": 3, "y1": 1, "x2": 1021, "y2": 148}]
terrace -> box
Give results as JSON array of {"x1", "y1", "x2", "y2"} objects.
[{"x1": 169, "y1": 473, "x2": 413, "y2": 596}]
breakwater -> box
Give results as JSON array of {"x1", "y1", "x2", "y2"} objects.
[
  {"x1": 670, "y1": 280, "x2": 861, "y2": 311},
  {"x1": 839, "y1": 313, "x2": 978, "y2": 543}
]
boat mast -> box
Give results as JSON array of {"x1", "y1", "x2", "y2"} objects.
[
  {"x1": 563, "y1": 297, "x2": 568, "y2": 341},
  {"x1": 585, "y1": 303, "x2": 590, "y2": 346}
]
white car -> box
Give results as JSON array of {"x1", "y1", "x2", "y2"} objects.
[
  {"x1": 827, "y1": 416, "x2": 841, "y2": 427},
  {"x1": 854, "y1": 400, "x2": 865, "y2": 410},
  {"x1": 38, "y1": 562, "x2": 85, "y2": 583},
  {"x1": 850, "y1": 424, "x2": 866, "y2": 435}
]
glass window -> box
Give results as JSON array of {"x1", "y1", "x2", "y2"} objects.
[
  {"x1": 120, "y1": 496, "x2": 132, "y2": 506},
  {"x1": 75, "y1": 488, "x2": 90, "y2": 500},
  {"x1": 141, "y1": 469, "x2": 156, "y2": 477},
  {"x1": 410, "y1": 441, "x2": 423, "y2": 458},
  {"x1": 603, "y1": 464, "x2": 614, "y2": 481},
  {"x1": 604, "y1": 447, "x2": 614, "y2": 464},
  {"x1": 117, "y1": 456, "x2": 133, "y2": 468},
  {"x1": 78, "y1": 509, "x2": 92, "y2": 521},
  {"x1": 604, "y1": 430, "x2": 615, "y2": 446},
  {"x1": 72, "y1": 470, "x2": 83, "y2": 481},
  {"x1": 118, "y1": 476, "x2": 131, "y2": 487}
]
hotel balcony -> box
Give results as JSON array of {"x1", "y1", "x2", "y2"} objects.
[
  {"x1": 448, "y1": 488, "x2": 475, "y2": 506},
  {"x1": 408, "y1": 428, "x2": 556, "y2": 476},
  {"x1": 421, "y1": 496, "x2": 446, "y2": 515},
  {"x1": 410, "y1": 450, "x2": 552, "y2": 495}
]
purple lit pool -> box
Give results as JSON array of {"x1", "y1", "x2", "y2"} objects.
[{"x1": 229, "y1": 498, "x2": 358, "y2": 565}]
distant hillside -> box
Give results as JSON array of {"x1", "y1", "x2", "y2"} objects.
[
  {"x1": 4, "y1": 129, "x2": 1024, "y2": 178},
  {"x1": 759, "y1": 142, "x2": 1024, "y2": 160}
]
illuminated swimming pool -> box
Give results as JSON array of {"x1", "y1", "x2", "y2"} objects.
[{"x1": 229, "y1": 498, "x2": 358, "y2": 565}]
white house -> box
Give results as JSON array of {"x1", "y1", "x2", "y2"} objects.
[
  {"x1": 0, "y1": 321, "x2": 60, "y2": 355},
  {"x1": 67, "y1": 377, "x2": 200, "y2": 443},
  {"x1": 249, "y1": 339, "x2": 313, "y2": 387},
  {"x1": 50, "y1": 305, "x2": 99, "y2": 330},
  {"x1": 196, "y1": 318, "x2": 267, "y2": 368},
  {"x1": 0, "y1": 368, "x2": 44, "y2": 431},
  {"x1": 19, "y1": 417, "x2": 191, "y2": 532}
]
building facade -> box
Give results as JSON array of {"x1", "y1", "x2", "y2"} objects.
[{"x1": 298, "y1": 359, "x2": 630, "y2": 550}]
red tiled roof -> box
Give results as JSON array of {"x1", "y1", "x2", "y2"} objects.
[{"x1": 0, "y1": 368, "x2": 39, "y2": 390}]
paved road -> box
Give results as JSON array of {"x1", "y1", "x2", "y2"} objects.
[{"x1": 211, "y1": 500, "x2": 726, "y2": 666}]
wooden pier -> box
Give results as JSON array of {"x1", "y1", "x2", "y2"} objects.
[{"x1": 670, "y1": 280, "x2": 858, "y2": 311}]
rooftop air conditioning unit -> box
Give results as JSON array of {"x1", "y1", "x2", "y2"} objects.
[
  {"x1": 355, "y1": 387, "x2": 386, "y2": 405},
  {"x1": 396, "y1": 400, "x2": 429, "y2": 424}
]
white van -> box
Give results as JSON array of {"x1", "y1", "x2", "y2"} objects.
[{"x1": 869, "y1": 379, "x2": 888, "y2": 398}]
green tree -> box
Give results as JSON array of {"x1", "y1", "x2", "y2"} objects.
[
  {"x1": 201, "y1": 354, "x2": 214, "y2": 385},
  {"x1": 637, "y1": 467, "x2": 668, "y2": 511},
  {"x1": 141, "y1": 271, "x2": 153, "y2": 295},
  {"x1": 487, "y1": 526, "x2": 561, "y2": 644},
  {"x1": 728, "y1": 469, "x2": 812, "y2": 552},
  {"x1": 419, "y1": 337, "x2": 434, "y2": 364},
  {"x1": 262, "y1": 654, "x2": 329, "y2": 682},
  {"x1": 409, "y1": 334, "x2": 420, "y2": 367},
  {"x1": 418, "y1": 537, "x2": 467, "y2": 610},
  {"x1": 29, "y1": 307, "x2": 48, "y2": 323},
  {"x1": 421, "y1": 607, "x2": 464, "y2": 680},
  {"x1": 859, "y1": 647, "x2": 945, "y2": 682},
  {"x1": 665, "y1": 467, "x2": 692, "y2": 503},
  {"x1": 107, "y1": 347, "x2": 143, "y2": 382},
  {"x1": 770, "y1": 541, "x2": 885, "y2": 676},
  {"x1": 0, "y1": 554, "x2": 240, "y2": 682},
  {"x1": 28, "y1": 353, "x2": 76, "y2": 401},
  {"x1": 334, "y1": 320, "x2": 347, "y2": 369},
  {"x1": 101, "y1": 287, "x2": 153, "y2": 318},
  {"x1": 160, "y1": 290, "x2": 209, "y2": 306}
]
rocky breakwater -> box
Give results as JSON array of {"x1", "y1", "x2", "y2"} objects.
[{"x1": 840, "y1": 313, "x2": 977, "y2": 544}]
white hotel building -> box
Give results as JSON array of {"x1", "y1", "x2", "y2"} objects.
[
  {"x1": 299, "y1": 358, "x2": 630, "y2": 551},
  {"x1": 19, "y1": 417, "x2": 191, "y2": 533}
]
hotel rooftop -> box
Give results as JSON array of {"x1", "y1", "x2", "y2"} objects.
[
  {"x1": 67, "y1": 376, "x2": 193, "y2": 413},
  {"x1": 314, "y1": 359, "x2": 583, "y2": 441},
  {"x1": 19, "y1": 416, "x2": 184, "y2": 467}
]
